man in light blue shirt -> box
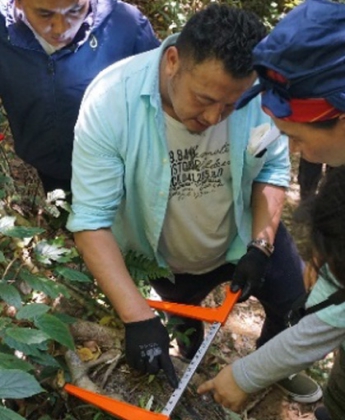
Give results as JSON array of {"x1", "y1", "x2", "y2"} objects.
[{"x1": 67, "y1": 3, "x2": 319, "y2": 400}]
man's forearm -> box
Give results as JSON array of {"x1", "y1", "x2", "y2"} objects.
[
  {"x1": 251, "y1": 182, "x2": 286, "y2": 244},
  {"x1": 74, "y1": 229, "x2": 155, "y2": 323}
]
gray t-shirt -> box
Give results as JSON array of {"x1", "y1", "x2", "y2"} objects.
[{"x1": 159, "y1": 114, "x2": 237, "y2": 274}]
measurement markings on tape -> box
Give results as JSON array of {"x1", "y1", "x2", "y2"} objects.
[{"x1": 162, "y1": 321, "x2": 221, "y2": 416}]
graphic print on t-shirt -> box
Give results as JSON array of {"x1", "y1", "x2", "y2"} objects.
[{"x1": 169, "y1": 143, "x2": 230, "y2": 200}]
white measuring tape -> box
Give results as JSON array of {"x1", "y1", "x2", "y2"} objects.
[{"x1": 162, "y1": 321, "x2": 221, "y2": 416}]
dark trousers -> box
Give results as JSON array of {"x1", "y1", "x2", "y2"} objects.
[
  {"x1": 150, "y1": 222, "x2": 305, "y2": 347},
  {"x1": 37, "y1": 170, "x2": 71, "y2": 196},
  {"x1": 324, "y1": 346, "x2": 345, "y2": 420}
]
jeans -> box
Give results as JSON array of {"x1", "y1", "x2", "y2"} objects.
[{"x1": 149, "y1": 222, "x2": 305, "y2": 348}]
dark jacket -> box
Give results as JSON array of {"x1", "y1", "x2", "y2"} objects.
[{"x1": 0, "y1": 0, "x2": 159, "y2": 181}]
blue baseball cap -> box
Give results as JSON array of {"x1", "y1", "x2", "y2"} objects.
[{"x1": 236, "y1": 0, "x2": 345, "y2": 118}]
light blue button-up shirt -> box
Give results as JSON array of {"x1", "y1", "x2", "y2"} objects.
[{"x1": 67, "y1": 34, "x2": 290, "y2": 268}]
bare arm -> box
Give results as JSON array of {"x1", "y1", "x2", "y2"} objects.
[
  {"x1": 230, "y1": 182, "x2": 286, "y2": 298},
  {"x1": 251, "y1": 181, "x2": 286, "y2": 244},
  {"x1": 74, "y1": 229, "x2": 155, "y2": 323}
]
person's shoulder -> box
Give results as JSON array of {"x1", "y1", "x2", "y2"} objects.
[
  {"x1": 105, "y1": 0, "x2": 144, "y2": 18},
  {"x1": 85, "y1": 47, "x2": 157, "y2": 98},
  {"x1": 93, "y1": 0, "x2": 152, "y2": 33},
  {"x1": 105, "y1": 46, "x2": 155, "y2": 77}
]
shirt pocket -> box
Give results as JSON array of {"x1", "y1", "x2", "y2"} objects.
[{"x1": 242, "y1": 150, "x2": 266, "y2": 183}]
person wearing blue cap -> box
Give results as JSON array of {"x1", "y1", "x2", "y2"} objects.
[{"x1": 198, "y1": 1, "x2": 345, "y2": 419}]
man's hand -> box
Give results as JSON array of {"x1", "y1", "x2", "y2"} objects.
[
  {"x1": 197, "y1": 365, "x2": 248, "y2": 412},
  {"x1": 124, "y1": 316, "x2": 178, "y2": 388},
  {"x1": 230, "y1": 246, "x2": 269, "y2": 302}
]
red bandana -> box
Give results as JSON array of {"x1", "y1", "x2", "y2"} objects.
[{"x1": 264, "y1": 70, "x2": 342, "y2": 123}]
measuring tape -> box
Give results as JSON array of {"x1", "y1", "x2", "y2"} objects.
[
  {"x1": 162, "y1": 321, "x2": 221, "y2": 416},
  {"x1": 65, "y1": 287, "x2": 240, "y2": 420}
]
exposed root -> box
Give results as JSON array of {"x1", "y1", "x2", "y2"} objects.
[
  {"x1": 69, "y1": 319, "x2": 123, "y2": 351},
  {"x1": 65, "y1": 349, "x2": 102, "y2": 393}
]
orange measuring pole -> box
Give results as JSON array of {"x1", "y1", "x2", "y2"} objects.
[
  {"x1": 64, "y1": 384, "x2": 169, "y2": 420},
  {"x1": 147, "y1": 286, "x2": 240, "y2": 325},
  {"x1": 64, "y1": 286, "x2": 240, "y2": 420}
]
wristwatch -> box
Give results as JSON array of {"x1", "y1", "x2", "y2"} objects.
[{"x1": 248, "y1": 238, "x2": 275, "y2": 256}]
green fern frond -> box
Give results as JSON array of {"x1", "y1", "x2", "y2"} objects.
[{"x1": 124, "y1": 250, "x2": 171, "y2": 283}]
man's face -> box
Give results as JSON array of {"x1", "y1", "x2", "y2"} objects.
[
  {"x1": 162, "y1": 48, "x2": 256, "y2": 134},
  {"x1": 15, "y1": 0, "x2": 89, "y2": 48},
  {"x1": 272, "y1": 116, "x2": 345, "y2": 167}
]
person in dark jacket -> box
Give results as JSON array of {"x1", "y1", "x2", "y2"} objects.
[{"x1": 0, "y1": 0, "x2": 159, "y2": 193}]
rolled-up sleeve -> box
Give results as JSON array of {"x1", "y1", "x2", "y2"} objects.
[
  {"x1": 254, "y1": 134, "x2": 290, "y2": 188},
  {"x1": 67, "y1": 73, "x2": 126, "y2": 233}
]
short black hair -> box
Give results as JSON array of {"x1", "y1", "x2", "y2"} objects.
[{"x1": 175, "y1": 3, "x2": 267, "y2": 78}]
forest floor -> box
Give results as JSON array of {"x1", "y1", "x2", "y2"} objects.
[{"x1": 7, "y1": 149, "x2": 333, "y2": 420}]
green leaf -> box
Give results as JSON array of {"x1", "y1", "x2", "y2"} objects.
[
  {"x1": 0, "y1": 369, "x2": 44, "y2": 398},
  {"x1": 34, "y1": 314, "x2": 75, "y2": 350},
  {"x1": 0, "y1": 250, "x2": 6, "y2": 263},
  {"x1": 0, "y1": 284, "x2": 22, "y2": 309},
  {"x1": 30, "y1": 352, "x2": 61, "y2": 368},
  {"x1": 0, "y1": 343, "x2": 13, "y2": 353},
  {"x1": 53, "y1": 312, "x2": 77, "y2": 325},
  {"x1": 36, "y1": 415, "x2": 52, "y2": 420},
  {"x1": 55, "y1": 266, "x2": 92, "y2": 283},
  {"x1": 147, "y1": 374, "x2": 155, "y2": 384},
  {"x1": 124, "y1": 250, "x2": 172, "y2": 282},
  {"x1": 0, "y1": 237, "x2": 11, "y2": 250},
  {"x1": 5, "y1": 327, "x2": 50, "y2": 344},
  {"x1": 0, "y1": 317, "x2": 12, "y2": 337},
  {"x1": 3, "y1": 336, "x2": 48, "y2": 356},
  {"x1": 0, "y1": 216, "x2": 45, "y2": 238},
  {"x1": 0, "y1": 174, "x2": 12, "y2": 184},
  {"x1": 16, "y1": 303, "x2": 50, "y2": 320},
  {"x1": 34, "y1": 240, "x2": 70, "y2": 264},
  {"x1": 228, "y1": 411, "x2": 242, "y2": 420},
  {"x1": 5, "y1": 226, "x2": 45, "y2": 239},
  {"x1": 0, "y1": 406, "x2": 26, "y2": 420},
  {"x1": 0, "y1": 353, "x2": 34, "y2": 371},
  {"x1": 19, "y1": 270, "x2": 69, "y2": 299}
]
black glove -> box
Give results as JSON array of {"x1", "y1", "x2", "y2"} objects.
[
  {"x1": 230, "y1": 246, "x2": 270, "y2": 302},
  {"x1": 124, "y1": 316, "x2": 178, "y2": 388}
]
